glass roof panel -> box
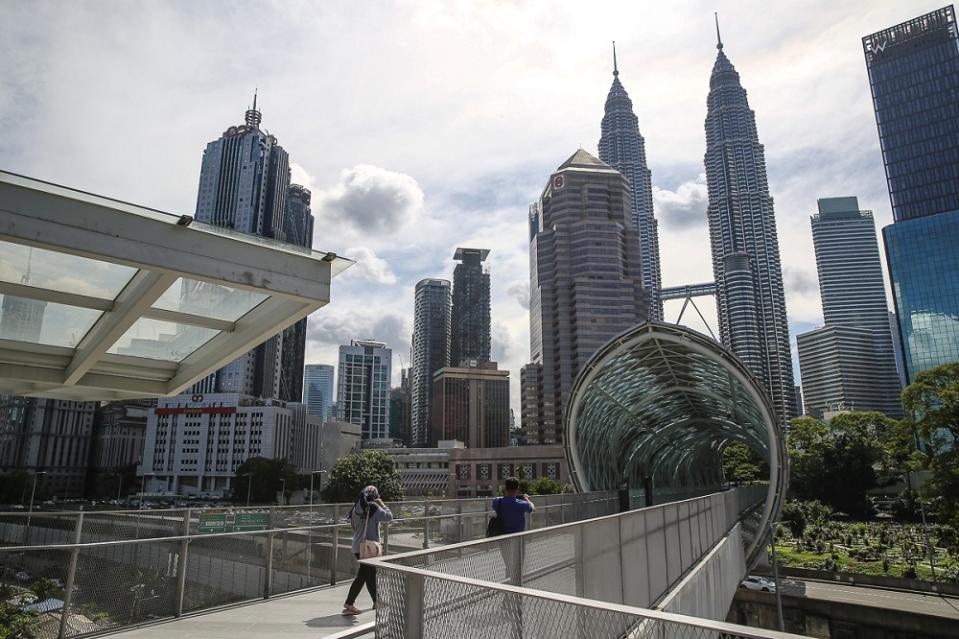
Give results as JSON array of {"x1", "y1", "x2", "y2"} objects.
[
  {"x1": 0, "y1": 241, "x2": 137, "y2": 299},
  {"x1": 107, "y1": 318, "x2": 219, "y2": 362},
  {"x1": 0, "y1": 294, "x2": 101, "y2": 347},
  {"x1": 152, "y1": 278, "x2": 268, "y2": 322}
]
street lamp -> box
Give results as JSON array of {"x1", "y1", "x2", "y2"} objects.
[
  {"x1": 139, "y1": 473, "x2": 155, "y2": 510},
  {"x1": 768, "y1": 521, "x2": 785, "y2": 632},
  {"x1": 309, "y1": 470, "x2": 327, "y2": 507},
  {"x1": 279, "y1": 478, "x2": 287, "y2": 505},
  {"x1": 25, "y1": 471, "x2": 46, "y2": 544},
  {"x1": 901, "y1": 471, "x2": 938, "y2": 581},
  {"x1": 242, "y1": 473, "x2": 253, "y2": 507}
]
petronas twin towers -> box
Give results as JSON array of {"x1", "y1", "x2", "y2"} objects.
[{"x1": 596, "y1": 32, "x2": 795, "y2": 426}]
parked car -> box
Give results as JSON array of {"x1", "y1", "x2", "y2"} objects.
[
  {"x1": 15, "y1": 571, "x2": 32, "y2": 583},
  {"x1": 739, "y1": 575, "x2": 776, "y2": 592}
]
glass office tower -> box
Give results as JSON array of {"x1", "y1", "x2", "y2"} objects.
[{"x1": 864, "y1": 6, "x2": 959, "y2": 381}]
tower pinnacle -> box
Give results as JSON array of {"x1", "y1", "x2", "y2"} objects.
[
  {"x1": 612, "y1": 40, "x2": 619, "y2": 76},
  {"x1": 715, "y1": 12, "x2": 723, "y2": 50},
  {"x1": 245, "y1": 88, "x2": 262, "y2": 128}
]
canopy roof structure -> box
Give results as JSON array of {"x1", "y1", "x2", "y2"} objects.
[
  {"x1": 565, "y1": 322, "x2": 787, "y2": 561},
  {"x1": 0, "y1": 171, "x2": 352, "y2": 401}
]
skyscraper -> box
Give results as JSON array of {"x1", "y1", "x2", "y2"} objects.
[
  {"x1": 336, "y1": 340, "x2": 392, "y2": 441},
  {"x1": 278, "y1": 185, "x2": 315, "y2": 402},
  {"x1": 192, "y1": 95, "x2": 291, "y2": 399},
  {"x1": 432, "y1": 362, "x2": 510, "y2": 448},
  {"x1": 389, "y1": 368, "x2": 412, "y2": 446},
  {"x1": 450, "y1": 248, "x2": 491, "y2": 366},
  {"x1": 598, "y1": 43, "x2": 663, "y2": 320},
  {"x1": 303, "y1": 364, "x2": 335, "y2": 422},
  {"x1": 703, "y1": 24, "x2": 795, "y2": 426},
  {"x1": 797, "y1": 197, "x2": 903, "y2": 418},
  {"x1": 523, "y1": 149, "x2": 648, "y2": 444},
  {"x1": 864, "y1": 6, "x2": 959, "y2": 382},
  {"x1": 0, "y1": 248, "x2": 46, "y2": 344},
  {"x1": 411, "y1": 279, "x2": 451, "y2": 447}
]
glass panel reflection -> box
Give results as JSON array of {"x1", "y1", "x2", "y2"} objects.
[
  {"x1": 151, "y1": 278, "x2": 268, "y2": 322},
  {"x1": 0, "y1": 241, "x2": 137, "y2": 299},
  {"x1": 0, "y1": 294, "x2": 101, "y2": 347},
  {"x1": 108, "y1": 318, "x2": 219, "y2": 362}
]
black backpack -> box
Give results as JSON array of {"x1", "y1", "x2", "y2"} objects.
[{"x1": 486, "y1": 497, "x2": 504, "y2": 537}]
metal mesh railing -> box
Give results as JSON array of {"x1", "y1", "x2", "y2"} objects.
[
  {"x1": 374, "y1": 566, "x2": 807, "y2": 639},
  {"x1": 369, "y1": 487, "x2": 786, "y2": 638},
  {"x1": 0, "y1": 490, "x2": 619, "y2": 638}
]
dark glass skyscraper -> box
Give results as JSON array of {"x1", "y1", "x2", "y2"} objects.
[
  {"x1": 864, "y1": 6, "x2": 959, "y2": 382},
  {"x1": 450, "y1": 248, "x2": 491, "y2": 367},
  {"x1": 411, "y1": 279, "x2": 451, "y2": 447},
  {"x1": 704, "y1": 28, "x2": 795, "y2": 426},
  {"x1": 192, "y1": 97, "x2": 292, "y2": 399},
  {"x1": 278, "y1": 185, "x2": 315, "y2": 402},
  {"x1": 598, "y1": 44, "x2": 662, "y2": 320},
  {"x1": 523, "y1": 149, "x2": 648, "y2": 444}
]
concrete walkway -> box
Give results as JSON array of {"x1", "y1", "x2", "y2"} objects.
[{"x1": 111, "y1": 584, "x2": 373, "y2": 639}]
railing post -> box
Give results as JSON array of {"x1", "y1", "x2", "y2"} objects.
[
  {"x1": 264, "y1": 531, "x2": 274, "y2": 599},
  {"x1": 457, "y1": 502, "x2": 463, "y2": 543},
  {"x1": 423, "y1": 515, "x2": 430, "y2": 550},
  {"x1": 330, "y1": 505, "x2": 339, "y2": 587},
  {"x1": 174, "y1": 508, "x2": 191, "y2": 617},
  {"x1": 403, "y1": 571, "x2": 424, "y2": 639},
  {"x1": 58, "y1": 512, "x2": 83, "y2": 639},
  {"x1": 383, "y1": 523, "x2": 390, "y2": 554}
]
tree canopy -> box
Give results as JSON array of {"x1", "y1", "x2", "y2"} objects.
[
  {"x1": 320, "y1": 450, "x2": 404, "y2": 503},
  {"x1": 722, "y1": 441, "x2": 767, "y2": 484},
  {"x1": 232, "y1": 457, "x2": 300, "y2": 504},
  {"x1": 902, "y1": 363, "x2": 959, "y2": 532},
  {"x1": 787, "y1": 413, "x2": 885, "y2": 517}
]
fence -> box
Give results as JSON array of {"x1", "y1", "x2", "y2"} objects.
[
  {"x1": 0, "y1": 491, "x2": 618, "y2": 638},
  {"x1": 366, "y1": 486, "x2": 793, "y2": 638}
]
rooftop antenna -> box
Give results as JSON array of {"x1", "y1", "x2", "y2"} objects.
[
  {"x1": 245, "y1": 88, "x2": 262, "y2": 128},
  {"x1": 612, "y1": 40, "x2": 619, "y2": 76},
  {"x1": 715, "y1": 12, "x2": 723, "y2": 50}
]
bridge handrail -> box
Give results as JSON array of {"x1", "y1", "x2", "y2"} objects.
[{"x1": 364, "y1": 486, "x2": 777, "y2": 638}]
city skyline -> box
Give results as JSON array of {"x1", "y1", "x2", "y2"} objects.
[{"x1": 0, "y1": 1, "x2": 933, "y2": 417}]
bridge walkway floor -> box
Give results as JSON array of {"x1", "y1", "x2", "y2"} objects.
[{"x1": 110, "y1": 583, "x2": 372, "y2": 639}]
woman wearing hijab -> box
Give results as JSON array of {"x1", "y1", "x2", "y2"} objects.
[{"x1": 342, "y1": 485, "x2": 392, "y2": 616}]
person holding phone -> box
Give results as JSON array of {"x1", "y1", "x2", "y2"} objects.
[
  {"x1": 342, "y1": 485, "x2": 392, "y2": 616},
  {"x1": 492, "y1": 476, "x2": 535, "y2": 534}
]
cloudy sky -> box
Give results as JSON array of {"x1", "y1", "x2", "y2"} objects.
[{"x1": 0, "y1": 0, "x2": 931, "y2": 413}]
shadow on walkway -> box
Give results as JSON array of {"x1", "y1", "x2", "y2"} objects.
[{"x1": 306, "y1": 612, "x2": 368, "y2": 629}]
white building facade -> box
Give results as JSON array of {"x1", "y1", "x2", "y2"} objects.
[
  {"x1": 140, "y1": 393, "x2": 295, "y2": 497},
  {"x1": 336, "y1": 340, "x2": 392, "y2": 440}
]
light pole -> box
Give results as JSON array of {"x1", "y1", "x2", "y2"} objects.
[
  {"x1": 309, "y1": 470, "x2": 326, "y2": 507},
  {"x1": 139, "y1": 473, "x2": 155, "y2": 510},
  {"x1": 25, "y1": 471, "x2": 46, "y2": 544},
  {"x1": 116, "y1": 472, "x2": 123, "y2": 502},
  {"x1": 768, "y1": 521, "x2": 785, "y2": 632},
  {"x1": 279, "y1": 478, "x2": 286, "y2": 505},
  {"x1": 902, "y1": 471, "x2": 938, "y2": 581},
  {"x1": 243, "y1": 473, "x2": 253, "y2": 507}
]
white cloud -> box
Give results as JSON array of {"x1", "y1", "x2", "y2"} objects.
[
  {"x1": 653, "y1": 174, "x2": 708, "y2": 230},
  {"x1": 343, "y1": 246, "x2": 398, "y2": 285},
  {"x1": 289, "y1": 162, "x2": 316, "y2": 191},
  {"x1": 1, "y1": 0, "x2": 918, "y2": 414},
  {"x1": 315, "y1": 164, "x2": 423, "y2": 236}
]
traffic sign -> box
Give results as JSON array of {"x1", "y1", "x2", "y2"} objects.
[
  {"x1": 234, "y1": 513, "x2": 269, "y2": 532},
  {"x1": 198, "y1": 512, "x2": 227, "y2": 534}
]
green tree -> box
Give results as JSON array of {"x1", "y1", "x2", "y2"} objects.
[
  {"x1": 787, "y1": 413, "x2": 883, "y2": 517},
  {"x1": 0, "y1": 602, "x2": 37, "y2": 638},
  {"x1": 320, "y1": 450, "x2": 403, "y2": 503},
  {"x1": 232, "y1": 457, "x2": 300, "y2": 505},
  {"x1": 902, "y1": 363, "x2": 959, "y2": 529},
  {"x1": 29, "y1": 579, "x2": 57, "y2": 602},
  {"x1": 780, "y1": 501, "x2": 806, "y2": 538},
  {"x1": 525, "y1": 478, "x2": 574, "y2": 495},
  {"x1": 0, "y1": 471, "x2": 30, "y2": 506},
  {"x1": 722, "y1": 442, "x2": 767, "y2": 484}
]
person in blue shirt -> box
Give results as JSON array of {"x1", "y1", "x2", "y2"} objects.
[{"x1": 492, "y1": 476, "x2": 535, "y2": 534}]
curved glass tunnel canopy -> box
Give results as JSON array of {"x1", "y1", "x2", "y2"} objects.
[
  {"x1": 564, "y1": 322, "x2": 787, "y2": 559},
  {"x1": 0, "y1": 171, "x2": 353, "y2": 401}
]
